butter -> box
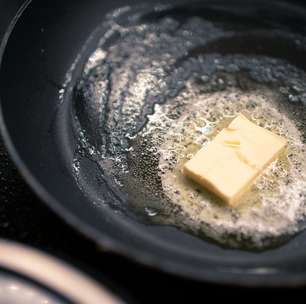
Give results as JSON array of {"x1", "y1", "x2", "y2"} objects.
[{"x1": 183, "y1": 114, "x2": 287, "y2": 206}]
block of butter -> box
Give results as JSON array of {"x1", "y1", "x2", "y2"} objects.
[{"x1": 183, "y1": 114, "x2": 287, "y2": 206}]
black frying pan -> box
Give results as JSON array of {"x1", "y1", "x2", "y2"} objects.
[{"x1": 2, "y1": 0, "x2": 306, "y2": 286}]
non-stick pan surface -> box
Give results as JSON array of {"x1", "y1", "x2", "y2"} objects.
[{"x1": 2, "y1": 0, "x2": 306, "y2": 286}]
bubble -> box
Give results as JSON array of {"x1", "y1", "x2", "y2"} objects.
[{"x1": 145, "y1": 207, "x2": 158, "y2": 217}]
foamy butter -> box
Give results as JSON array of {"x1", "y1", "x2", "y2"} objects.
[
  {"x1": 157, "y1": 89, "x2": 306, "y2": 247},
  {"x1": 69, "y1": 6, "x2": 306, "y2": 249}
]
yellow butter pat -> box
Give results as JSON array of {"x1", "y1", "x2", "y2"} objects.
[{"x1": 183, "y1": 114, "x2": 287, "y2": 206}]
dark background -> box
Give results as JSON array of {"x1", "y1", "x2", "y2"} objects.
[{"x1": 0, "y1": 0, "x2": 304, "y2": 301}]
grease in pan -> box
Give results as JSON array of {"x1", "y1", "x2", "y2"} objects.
[{"x1": 69, "y1": 5, "x2": 306, "y2": 250}]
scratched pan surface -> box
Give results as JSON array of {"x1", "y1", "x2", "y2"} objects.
[{"x1": 2, "y1": 0, "x2": 306, "y2": 286}]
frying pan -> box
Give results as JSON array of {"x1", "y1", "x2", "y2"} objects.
[{"x1": 2, "y1": 0, "x2": 306, "y2": 286}]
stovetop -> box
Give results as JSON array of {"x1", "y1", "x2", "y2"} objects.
[{"x1": 0, "y1": 1, "x2": 300, "y2": 301}]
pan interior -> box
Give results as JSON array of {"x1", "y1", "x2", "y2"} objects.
[
  {"x1": 59, "y1": 1, "x2": 306, "y2": 251},
  {"x1": 4, "y1": 0, "x2": 306, "y2": 283}
]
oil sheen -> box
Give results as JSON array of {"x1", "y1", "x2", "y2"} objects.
[{"x1": 64, "y1": 3, "x2": 306, "y2": 249}]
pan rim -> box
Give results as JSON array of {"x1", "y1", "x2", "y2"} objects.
[{"x1": 1, "y1": 0, "x2": 306, "y2": 287}]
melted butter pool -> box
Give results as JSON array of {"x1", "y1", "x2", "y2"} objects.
[
  {"x1": 66, "y1": 3, "x2": 306, "y2": 249},
  {"x1": 156, "y1": 87, "x2": 306, "y2": 248}
]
